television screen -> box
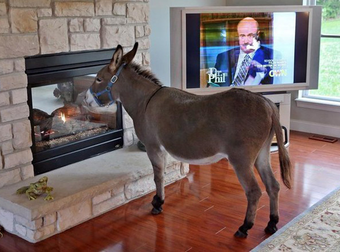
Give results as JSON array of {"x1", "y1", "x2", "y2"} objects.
[
  {"x1": 170, "y1": 6, "x2": 322, "y2": 94},
  {"x1": 187, "y1": 11, "x2": 309, "y2": 88}
]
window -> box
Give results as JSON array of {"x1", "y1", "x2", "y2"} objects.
[{"x1": 301, "y1": 0, "x2": 340, "y2": 103}]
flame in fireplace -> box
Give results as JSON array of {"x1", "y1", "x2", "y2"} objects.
[{"x1": 60, "y1": 113, "x2": 66, "y2": 123}]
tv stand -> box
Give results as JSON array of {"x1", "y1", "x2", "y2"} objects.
[{"x1": 264, "y1": 93, "x2": 291, "y2": 151}]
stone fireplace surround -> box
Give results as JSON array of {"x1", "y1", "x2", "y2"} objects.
[{"x1": 0, "y1": 0, "x2": 188, "y2": 243}]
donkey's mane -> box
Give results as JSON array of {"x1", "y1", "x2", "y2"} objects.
[{"x1": 129, "y1": 62, "x2": 163, "y2": 87}]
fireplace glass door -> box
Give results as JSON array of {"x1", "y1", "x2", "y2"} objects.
[
  {"x1": 31, "y1": 75, "x2": 117, "y2": 152},
  {"x1": 26, "y1": 48, "x2": 123, "y2": 175}
]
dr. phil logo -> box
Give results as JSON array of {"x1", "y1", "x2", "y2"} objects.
[{"x1": 207, "y1": 68, "x2": 227, "y2": 86}]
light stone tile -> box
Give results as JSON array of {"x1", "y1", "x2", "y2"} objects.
[
  {"x1": 10, "y1": 9, "x2": 37, "y2": 33},
  {"x1": 14, "y1": 58, "x2": 25, "y2": 72},
  {"x1": 54, "y1": 2, "x2": 94, "y2": 17},
  {"x1": 102, "y1": 25, "x2": 135, "y2": 48},
  {"x1": 0, "y1": 123, "x2": 12, "y2": 142},
  {"x1": 135, "y1": 25, "x2": 144, "y2": 38},
  {"x1": 124, "y1": 174, "x2": 155, "y2": 200},
  {"x1": 136, "y1": 37, "x2": 150, "y2": 50},
  {"x1": 70, "y1": 33, "x2": 100, "y2": 51},
  {"x1": 1, "y1": 141, "x2": 14, "y2": 155},
  {"x1": 0, "y1": 17, "x2": 9, "y2": 33},
  {"x1": 96, "y1": 0, "x2": 112, "y2": 16},
  {"x1": 181, "y1": 163, "x2": 190, "y2": 176},
  {"x1": 57, "y1": 199, "x2": 92, "y2": 232},
  {"x1": 0, "y1": 207, "x2": 14, "y2": 232},
  {"x1": 12, "y1": 120, "x2": 32, "y2": 149},
  {"x1": 9, "y1": 0, "x2": 51, "y2": 8},
  {"x1": 123, "y1": 108, "x2": 133, "y2": 129},
  {"x1": 0, "y1": 3, "x2": 6, "y2": 16},
  {"x1": 37, "y1": 8, "x2": 52, "y2": 17},
  {"x1": 11, "y1": 88, "x2": 27, "y2": 104},
  {"x1": 26, "y1": 223, "x2": 55, "y2": 242},
  {"x1": 102, "y1": 17, "x2": 126, "y2": 25},
  {"x1": 113, "y1": 3, "x2": 126, "y2": 16},
  {"x1": 15, "y1": 214, "x2": 43, "y2": 230},
  {"x1": 144, "y1": 25, "x2": 151, "y2": 36},
  {"x1": 43, "y1": 212, "x2": 56, "y2": 226},
  {"x1": 126, "y1": 3, "x2": 149, "y2": 23},
  {"x1": 92, "y1": 191, "x2": 111, "y2": 205},
  {"x1": 0, "y1": 168, "x2": 21, "y2": 188},
  {"x1": 0, "y1": 104, "x2": 29, "y2": 123},
  {"x1": 93, "y1": 193, "x2": 126, "y2": 216},
  {"x1": 0, "y1": 72, "x2": 27, "y2": 92},
  {"x1": 4, "y1": 148, "x2": 33, "y2": 169},
  {"x1": 0, "y1": 92, "x2": 10, "y2": 106},
  {"x1": 14, "y1": 223, "x2": 27, "y2": 236},
  {"x1": 0, "y1": 35, "x2": 39, "y2": 59},
  {"x1": 123, "y1": 128, "x2": 137, "y2": 147},
  {"x1": 69, "y1": 18, "x2": 83, "y2": 32},
  {"x1": 164, "y1": 170, "x2": 183, "y2": 185},
  {"x1": 142, "y1": 52, "x2": 150, "y2": 66},
  {"x1": 84, "y1": 18, "x2": 100, "y2": 32},
  {"x1": 111, "y1": 183, "x2": 124, "y2": 197},
  {"x1": 39, "y1": 19, "x2": 68, "y2": 54},
  {"x1": 164, "y1": 162, "x2": 181, "y2": 175},
  {"x1": 20, "y1": 164, "x2": 34, "y2": 180},
  {"x1": 133, "y1": 53, "x2": 143, "y2": 65},
  {"x1": 0, "y1": 60, "x2": 13, "y2": 74}
]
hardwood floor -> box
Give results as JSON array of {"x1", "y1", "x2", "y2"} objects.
[{"x1": 1, "y1": 131, "x2": 340, "y2": 252}]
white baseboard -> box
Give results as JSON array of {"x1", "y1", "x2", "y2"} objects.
[{"x1": 290, "y1": 119, "x2": 340, "y2": 138}]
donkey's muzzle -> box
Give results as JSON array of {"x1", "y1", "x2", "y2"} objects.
[{"x1": 83, "y1": 89, "x2": 117, "y2": 114}]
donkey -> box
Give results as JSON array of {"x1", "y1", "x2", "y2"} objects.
[{"x1": 84, "y1": 43, "x2": 292, "y2": 238}]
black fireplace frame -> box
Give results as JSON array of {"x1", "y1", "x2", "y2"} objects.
[{"x1": 26, "y1": 48, "x2": 123, "y2": 175}]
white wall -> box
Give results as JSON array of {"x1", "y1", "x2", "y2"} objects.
[{"x1": 149, "y1": 0, "x2": 227, "y2": 86}]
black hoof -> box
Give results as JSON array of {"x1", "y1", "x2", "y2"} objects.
[
  {"x1": 265, "y1": 215, "x2": 279, "y2": 234},
  {"x1": 265, "y1": 225, "x2": 278, "y2": 234},
  {"x1": 151, "y1": 206, "x2": 163, "y2": 215},
  {"x1": 151, "y1": 195, "x2": 164, "y2": 215},
  {"x1": 234, "y1": 229, "x2": 248, "y2": 238}
]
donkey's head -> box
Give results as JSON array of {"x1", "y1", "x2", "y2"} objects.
[{"x1": 83, "y1": 42, "x2": 138, "y2": 113}]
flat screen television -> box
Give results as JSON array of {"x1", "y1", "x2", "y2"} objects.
[{"x1": 170, "y1": 5, "x2": 322, "y2": 94}]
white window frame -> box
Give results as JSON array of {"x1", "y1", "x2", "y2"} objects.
[{"x1": 297, "y1": 0, "x2": 340, "y2": 112}]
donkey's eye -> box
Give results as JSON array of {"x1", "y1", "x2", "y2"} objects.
[{"x1": 96, "y1": 77, "x2": 102, "y2": 83}]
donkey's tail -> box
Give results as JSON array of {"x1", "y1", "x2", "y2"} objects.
[{"x1": 269, "y1": 101, "x2": 292, "y2": 189}]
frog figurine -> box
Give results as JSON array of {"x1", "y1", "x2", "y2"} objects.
[{"x1": 16, "y1": 176, "x2": 54, "y2": 201}]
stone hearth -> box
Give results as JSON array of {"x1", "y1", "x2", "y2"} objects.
[{"x1": 0, "y1": 145, "x2": 189, "y2": 243}]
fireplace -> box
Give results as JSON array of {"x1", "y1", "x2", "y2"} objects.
[{"x1": 26, "y1": 49, "x2": 124, "y2": 175}]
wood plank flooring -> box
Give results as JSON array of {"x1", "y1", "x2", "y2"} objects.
[{"x1": 1, "y1": 131, "x2": 340, "y2": 252}]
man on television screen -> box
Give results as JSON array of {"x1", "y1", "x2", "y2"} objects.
[{"x1": 214, "y1": 17, "x2": 274, "y2": 87}]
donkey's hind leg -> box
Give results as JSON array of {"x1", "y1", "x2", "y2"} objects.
[
  {"x1": 255, "y1": 141, "x2": 281, "y2": 234},
  {"x1": 146, "y1": 148, "x2": 166, "y2": 215},
  {"x1": 230, "y1": 158, "x2": 262, "y2": 238}
]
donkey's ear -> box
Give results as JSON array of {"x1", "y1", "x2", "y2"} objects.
[
  {"x1": 109, "y1": 45, "x2": 124, "y2": 73},
  {"x1": 122, "y1": 42, "x2": 138, "y2": 65}
]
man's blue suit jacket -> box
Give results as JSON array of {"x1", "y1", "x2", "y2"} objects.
[{"x1": 214, "y1": 46, "x2": 274, "y2": 86}]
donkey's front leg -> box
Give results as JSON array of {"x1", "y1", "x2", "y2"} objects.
[{"x1": 146, "y1": 149, "x2": 166, "y2": 215}]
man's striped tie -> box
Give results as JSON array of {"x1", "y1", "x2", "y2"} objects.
[{"x1": 233, "y1": 54, "x2": 251, "y2": 86}]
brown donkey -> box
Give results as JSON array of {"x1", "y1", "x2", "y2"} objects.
[{"x1": 84, "y1": 43, "x2": 292, "y2": 238}]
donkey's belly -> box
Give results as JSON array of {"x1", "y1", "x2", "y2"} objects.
[{"x1": 168, "y1": 151, "x2": 227, "y2": 165}]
